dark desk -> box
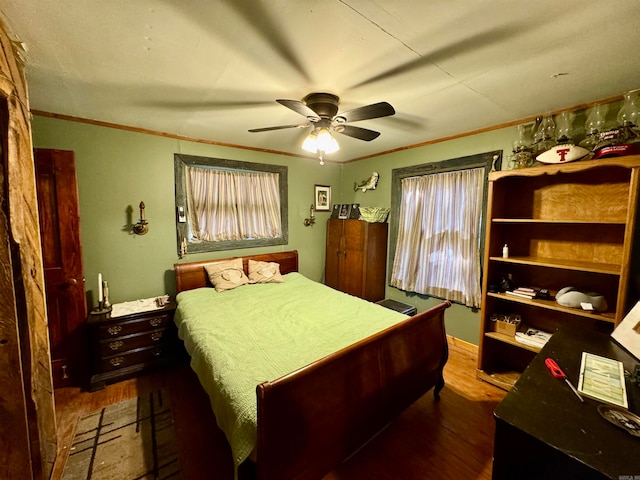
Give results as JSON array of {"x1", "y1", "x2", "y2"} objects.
[{"x1": 493, "y1": 322, "x2": 640, "y2": 479}]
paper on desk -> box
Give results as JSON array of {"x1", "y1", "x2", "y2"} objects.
[
  {"x1": 611, "y1": 300, "x2": 640, "y2": 361},
  {"x1": 110, "y1": 295, "x2": 170, "y2": 318}
]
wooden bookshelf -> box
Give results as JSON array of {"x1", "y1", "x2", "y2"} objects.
[{"x1": 477, "y1": 156, "x2": 640, "y2": 390}]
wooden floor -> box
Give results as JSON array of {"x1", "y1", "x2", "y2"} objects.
[{"x1": 51, "y1": 340, "x2": 506, "y2": 480}]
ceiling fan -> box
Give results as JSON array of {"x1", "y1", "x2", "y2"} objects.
[{"x1": 248, "y1": 92, "x2": 395, "y2": 143}]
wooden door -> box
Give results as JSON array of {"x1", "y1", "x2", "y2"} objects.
[{"x1": 34, "y1": 148, "x2": 87, "y2": 387}]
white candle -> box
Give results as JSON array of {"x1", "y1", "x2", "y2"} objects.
[{"x1": 98, "y1": 273, "x2": 103, "y2": 303}]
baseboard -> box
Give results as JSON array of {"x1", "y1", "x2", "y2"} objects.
[{"x1": 447, "y1": 335, "x2": 478, "y2": 354}]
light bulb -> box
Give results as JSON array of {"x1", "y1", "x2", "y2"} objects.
[
  {"x1": 316, "y1": 128, "x2": 339, "y2": 154},
  {"x1": 302, "y1": 130, "x2": 318, "y2": 153}
]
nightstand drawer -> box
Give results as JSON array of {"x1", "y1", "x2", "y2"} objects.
[
  {"x1": 99, "y1": 345, "x2": 168, "y2": 372},
  {"x1": 97, "y1": 313, "x2": 171, "y2": 339},
  {"x1": 98, "y1": 328, "x2": 169, "y2": 356}
]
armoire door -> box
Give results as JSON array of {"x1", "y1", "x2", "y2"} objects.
[
  {"x1": 34, "y1": 148, "x2": 87, "y2": 387},
  {"x1": 340, "y1": 220, "x2": 365, "y2": 296},
  {"x1": 325, "y1": 218, "x2": 343, "y2": 290}
]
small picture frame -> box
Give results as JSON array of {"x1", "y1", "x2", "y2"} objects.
[
  {"x1": 338, "y1": 203, "x2": 351, "y2": 219},
  {"x1": 330, "y1": 204, "x2": 340, "y2": 219},
  {"x1": 349, "y1": 203, "x2": 360, "y2": 219},
  {"x1": 314, "y1": 185, "x2": 331, "y2": 212}
]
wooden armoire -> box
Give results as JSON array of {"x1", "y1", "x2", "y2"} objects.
[{"x1": 325, "y1": 219, "x2": 388, "y2": 302}]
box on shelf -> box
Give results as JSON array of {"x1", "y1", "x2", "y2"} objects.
[{"x1": 491, "y1": 319, "x2": 518, "y2": 336}]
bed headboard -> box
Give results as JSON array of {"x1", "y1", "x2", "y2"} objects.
[{"x1": 174, "y1": 250, "x2": 299, "y2": 293}]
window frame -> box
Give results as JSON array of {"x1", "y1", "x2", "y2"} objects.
[
  {"x1": 388, "y1": 150, "x2": 502, "y2": 294},
  {"x1": 174, "y1": 153, "x2": 288, "y2": 255}
]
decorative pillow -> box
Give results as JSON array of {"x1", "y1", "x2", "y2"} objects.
[
  {"x1": 248, "y1": 259, "x2": 284, "y2": 284},
  {"x1": 204, "y1": 258, "x2": 249, "y2": 292}
]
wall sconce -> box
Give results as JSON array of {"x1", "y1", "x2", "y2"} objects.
[
  {"x1": 133, "y1": 201, "x2": 149, "y2": 235},
  {"x1": 303, "y1": 203, "x2": 316, "y2": 227}
]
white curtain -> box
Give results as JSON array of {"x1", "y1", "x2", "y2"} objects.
[
  {"x1": 390, "y1": 168, "x2": 485, "y2": 307},
  {"x1": 185, "y1": 166, "x2": 281, "y2": 242}
]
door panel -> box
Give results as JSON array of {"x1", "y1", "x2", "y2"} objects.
[
  {"x1": 34, "y1": 148, "x2": 87, "y2": 387},
  {"x1": 324, "y1": 219, "x2": 343, "y2": 289},
  {"x1": 340, "y1": 221, "x2": 364, "y2": 296}
]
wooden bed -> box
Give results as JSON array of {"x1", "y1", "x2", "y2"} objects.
[{"x1": 174, "y1": 250, "x2": 450, "y2": 480}]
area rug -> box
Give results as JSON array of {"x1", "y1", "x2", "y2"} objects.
[{"x1": 61, "y1": 390, "x2": 182, "y2": 480}]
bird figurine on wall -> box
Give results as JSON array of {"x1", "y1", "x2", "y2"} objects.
[{"x1": 354, "y1": 172, "x2": 380, "y2": 192}]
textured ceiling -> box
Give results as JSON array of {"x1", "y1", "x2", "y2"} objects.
[{"x1": 3, "y1": 0, "x2": 640, "y2": 162}]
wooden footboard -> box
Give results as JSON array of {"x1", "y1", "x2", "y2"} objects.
[{"x1": 255, "y1": 300, "x2": 451, "y2": 480}]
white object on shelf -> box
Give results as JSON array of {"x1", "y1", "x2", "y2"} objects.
[
  {"x1": 502, "y1": 244, "x2": 509, "y2": 258},
  {"x1": 514, "y1": 328, "x2": 552, "y2": 348}
]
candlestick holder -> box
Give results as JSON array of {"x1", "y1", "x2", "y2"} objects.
[
  {"x1": 90, "y1": 302, "x2": 112, "y2": 315},
  {"x1": 133, "y1": 201, "x2": 149, "y2": 235},
  {"x1": 103, "y1": 280, "x2": 111, "y2": 309}
]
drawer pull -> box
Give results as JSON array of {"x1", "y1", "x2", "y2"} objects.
[
  {"x1": 151, "y1": 332, "x2": 163, "y2": 341},
  {"x1": 153, "y1": 348, "x2": 163, "y2": 356},
  {"x1": 149, "y1": 318, "x2": 163, "y2": 327},
  {"x1": 108, "y1": 340, "x2": 123, "y2": 351},
  {"x1": 107, "y1": 326, "x2": 122, "y2": 336},
  {"x1": 110, "y1": 357, "x2": 125, "y2": 367}
]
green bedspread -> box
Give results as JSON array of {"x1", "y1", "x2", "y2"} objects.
[{"x1": 174, "y1": 272, "x2": 408, "y2": 470}]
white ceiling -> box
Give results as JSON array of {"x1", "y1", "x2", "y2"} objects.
[{"x1": 3, "y1": 0, "x2": 640, "y2": 162}]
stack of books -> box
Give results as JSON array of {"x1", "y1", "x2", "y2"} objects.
[
  {"x1": 505, "y1": 287, "x2": 539, "y2": 299},
  {"x1": 515, "y1": 328, "x2": 553, "y2": 348}
]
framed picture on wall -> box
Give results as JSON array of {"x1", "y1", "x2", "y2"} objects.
[{"x1": 314, "y1": 185, "x2": 331, "y2": 212}]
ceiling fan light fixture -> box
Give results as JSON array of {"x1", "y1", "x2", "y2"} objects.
[{"x1": 316, "y1": 128, "x2": 339, "y2": 154}]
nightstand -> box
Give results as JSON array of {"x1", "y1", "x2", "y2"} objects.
[{"x1": 87, "y1": 300, "x2": 181, "y2": 391}]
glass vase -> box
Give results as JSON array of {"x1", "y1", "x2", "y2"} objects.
[
  {"x1": 617, "y1": 89, "x2": 640, "y2": 128},
  {"x1": 580, "y1": 103, "x2": 609, "y2": 149}
]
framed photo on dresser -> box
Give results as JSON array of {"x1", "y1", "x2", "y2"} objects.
[{"x1": 338, "y1": 203, "x2": 351, "y2": 219}]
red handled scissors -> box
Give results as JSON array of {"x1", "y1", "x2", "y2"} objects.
[{"x1": 545, "y1": 358, "x2": 584, "y2": 403}]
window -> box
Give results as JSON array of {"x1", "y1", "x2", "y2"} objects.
[
  {"x1": 175, "y1": 154, "x2": 288, "y2": 255},
  {"x1": 388, "y1": 151, "x2": 501, "y2": 307}
]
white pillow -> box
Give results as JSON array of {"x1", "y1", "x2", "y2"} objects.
[
  {"x1": 204, "y1": 258, "x2": 249, "y2": 292},
  {"x1": 248, "y1": 259, "x2": 284, "y2": 284}
]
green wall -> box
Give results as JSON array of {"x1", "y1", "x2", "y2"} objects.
[
  {"x1": 31, "y1": 109, "x2": 604, "y2": 345},
  {"x1": 32, "y1": 116, "x2": 342, "y2": 305}
]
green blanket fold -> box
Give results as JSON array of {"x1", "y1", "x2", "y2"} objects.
[{"x1": 174, "y1": 272, "x2": 407, "y2": 471}]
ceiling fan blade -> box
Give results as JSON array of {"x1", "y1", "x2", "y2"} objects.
[
  {"x1": 336, "y1": 102, "x2": 395, "y2": 123},
  {"x1": 276, "y1": 99, "x2": 320, "y2": 120},
  {"x1": 335, "y1": 125, "x2": 381, "y2": 141},
  {"x1": 248, "y1": 123, "x2": 310, "y2": 133}
]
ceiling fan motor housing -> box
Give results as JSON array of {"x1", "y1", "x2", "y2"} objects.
[{"x1": 303, "y1": 92, "x2": 340, "y2": 119}]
